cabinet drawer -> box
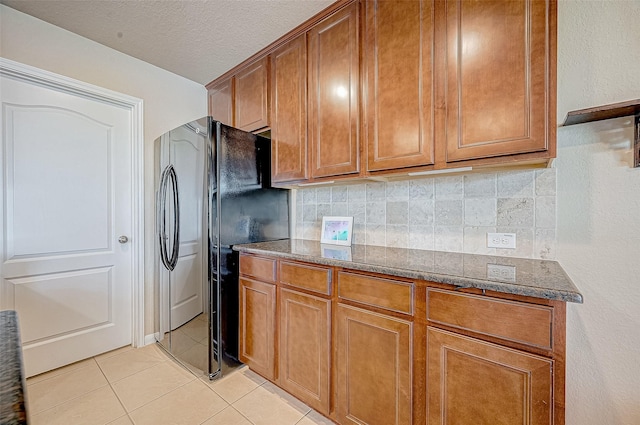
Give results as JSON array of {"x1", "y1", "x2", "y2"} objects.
[
  {"x1": 239, "y1": 255, "x2": 276, "y2": 283},
  {"x1": 338, "y1": 272, "x2": 413, "y2": 315},
  {"x1": 427, "y1": 289, "x2": 553, "y2": 350},
  {"x1": 280, "y1": 261, "x2": 332, "y2": 295}
]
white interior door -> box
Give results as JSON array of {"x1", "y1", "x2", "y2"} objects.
[
  {"x1": 0, "y1": 73, "x2": 133, "y2": 377},
  {"x1": 166, "y1": 125, "x2": 205, "y2": 330}
]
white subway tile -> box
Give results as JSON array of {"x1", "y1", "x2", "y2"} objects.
[
  {"x1": 435, "y1": 200, "x2": 464, "y2": 226},
  {"x1": 463, "y1": 226, "x2": 497, "y2": 255},
  {"x1": 535, "y1": 196, "x2": 556, "y2": 228},
  {"x1": 386, "y1": 201, "x2": 409, "y2": 225},
  {"x1": 409, "y1": 200, "x2": 434, "y2": 225},
  {"x1": 366, "y1": 202, "x2": 386, "y2": 225},
  {"x1": 464, "y1": 173, "x2": 496, "y2": 198},
  {"x1": 409, "y1": 179, "x2": 435, "y2": 199},
  {"x1": 435, "y1": 226, "x2": 463, "y2": 252},
  {"x1": 366, "y1": 182, "x2": 386, "y2": 201},
  {"x1": 435, "y1": 176, "x2": 464, "y2": 200},
  {"x1": 386, "y1": 181, "x2": 410, "y2": 200},
  {"x1": 366, "y1": 224, "x2": 386, "y2": 246},
  {"x1": 535, "y1": 168, "x2": 556, "y2": 196},
  {"x1": 497, "y1": 170, "x2": 535, "y2": 197},
  {"x1": 464, "y1": 198, "x2": 497, "y2": 226},
  {"x1": 386, "y1": 225, "x2": 409, "y2": 248},
  {"x1": 497, "y1": 198, "x2": 534, "y2": 227}
]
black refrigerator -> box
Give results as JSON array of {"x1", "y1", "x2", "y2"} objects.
[{"x1": 154, "y1": 117, "x2": 289, "y2": 379}]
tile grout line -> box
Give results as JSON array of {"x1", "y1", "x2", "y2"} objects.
[
  {"x1": 95, "y1": 354, "x2": 133, "y2": 425},
  {"x1": 26, "y1": 359, "x2": 110, "y2": 417},
  {"x1": 26, "y1": 357, "x2": 97, "y2": 387},
  {"x1": 28, "y1": 383, "x2": 113, "y2": 422}
]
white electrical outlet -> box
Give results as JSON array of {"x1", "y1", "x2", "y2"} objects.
[
  {"x1": 487, "y1": 232, "x2": 516, "y2": 249},
  {"x1": 487, "y1": 264, "x2": 517, "y2": 282}
]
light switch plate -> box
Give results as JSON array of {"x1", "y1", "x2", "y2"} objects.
[{"x1": 487, "y1": 232, "x2": 516, "y2": 249}]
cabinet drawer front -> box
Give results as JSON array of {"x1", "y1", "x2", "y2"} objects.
[
  {"x1": 239, "y1": 255, "x2": 276, "y2": 283},
  {"x1": 280, "y1": 261, "x2": 332, "y2": 295},
  {"x1": 338, "y1": 272, "x2": 413, "y2": 315},
  {"x1": 427, "y1": 289, "x2": 553, "y2": 350}
]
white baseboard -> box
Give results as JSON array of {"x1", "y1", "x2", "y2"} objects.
[{"x1": 143, "y1": 334, "x2": 157, "y2": 346}]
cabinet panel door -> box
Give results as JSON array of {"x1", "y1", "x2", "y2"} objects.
[
  {"x1": 279, "y1": 289, "x2": 331, "y2": 415},
  {"x1": 208, "y1": 78, "x2": 233, "y2": 126},
  {"x1": 427, "y1": 327, "x2": 553, "y2": 425},
  {"x1": 336, "y1": 304, "x2": 412, "y2": 425},
  {"x1": 364, "y1": 0, "x2": 435, "y2": 171},
  {"x1": 444, "y1": 0, "x2": 555, "y2": 162},
  {"x1": 235, "y1": 57, "x2": 270, "y2": 132},
  {"x1": 239, "y1": 278, "x2": 276, "y2": 380},
  {"x1": 308, "y1": 2, "x2": 360, "y2": 178},
  {"x1": 271, "y1": 35, "x2": 308, "y2": 183}
]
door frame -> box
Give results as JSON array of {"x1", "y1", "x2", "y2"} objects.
[{"x1": 0, "y1": 58, "x2": 146, "y2": 348}]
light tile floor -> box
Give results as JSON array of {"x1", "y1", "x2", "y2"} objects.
[{"x1": 25, "y1": 344, "x2": 336, "y2": 425}]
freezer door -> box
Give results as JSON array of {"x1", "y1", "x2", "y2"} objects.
[{"x1": 154, "y1": 117, "x2": 210, "y2": 376}]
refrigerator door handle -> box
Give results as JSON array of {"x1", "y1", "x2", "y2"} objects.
[
  {"x1": 158, "y1": 165, "x2": 170, "y2": 270},
  {"x1": 167, "y1": 165, "x2": 180, "y2": 270},
  {"x1": 158, "y1": 164, "x2": 179, "y2": 271}
]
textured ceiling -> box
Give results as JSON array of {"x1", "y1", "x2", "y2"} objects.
[{"x1": 0, "y1": 0, "x2": 334, "y2": 85}]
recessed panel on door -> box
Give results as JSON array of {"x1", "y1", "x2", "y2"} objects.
[
  {"x1": 11, "y1": 267, "x2": 112, "y2": 343},
  {"x1": 5, "y1": 105, "x2": 111, "y2": 259}
]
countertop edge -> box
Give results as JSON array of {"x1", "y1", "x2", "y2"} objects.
[
  {"x1": 233, "y1": 244, "x2": 584, "y2": 304},
  {"x1": 0, "y1": 310, "x2": 28, "y2": 424}
]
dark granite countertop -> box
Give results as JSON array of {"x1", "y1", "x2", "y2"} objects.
[
  {"x1": 0, "y1": 310, "x2": 28, "y2": 425},
  {"x1": 233, "y1": 239, "x2": 583, "y2": 303}
]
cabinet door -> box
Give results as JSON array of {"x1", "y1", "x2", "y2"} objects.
[
  {"x1": 279, "y1": 289, "x2": 331, "y2": 415},
  {"x1": 336, "y1": 304, "x2": 412, "y2": 425},
  {"x1": 270, "y1": 35, "x2": 308, "y2": 183},
  {"x1": 208, "y1": 78, "x2": 233, "y2": 126},
  {"x1": 308, "y1": 2, "x2": 360, "y2": 178},
  {"x1": 427, "y1": 327, "x2": 552, "y2": 425},
  {"x1": 364, "y1": 0, "x2": 435, "y2": 172},
  {"x1": 235, "y1": 56, "x2": 270, "y2": 132},
  {"x1": 239, "y1": 277, "x2": 276, "y2": 380},
  {"x1": 443, "y1": 0, "x2": 555, "y2": 162}
]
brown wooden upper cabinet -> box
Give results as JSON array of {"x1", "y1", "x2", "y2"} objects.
[
  {"x1": 235, "y1": 56, "x2": 270, "y2": 132},
  {"x1": 443, "y1": 0, "x2": 556, "y2": 163},
  {"x1": 308, "y1": 1, "x2": 360, "y2": 179},
  {"x1": 364, "y1": 0, "x2": 436, "y2": 172},
  {"x1": 206, "y1": 0, "x2": 557, "y2": 180},
  {"x1": 207, "y1": 77, "x2": 233, "y2": 126},
  {"x1": 270, "y1": 35, "x2": 308, "y2": 183}
]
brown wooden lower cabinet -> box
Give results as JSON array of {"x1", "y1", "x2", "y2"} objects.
[
  {"x1": 278, "y1": 288, "x2": 331, "y2": 415},
  {"x1": 336, "y1": 304, "x2": 413, "y2": 425},
  {"x1": 238, "y1": 254, "x2": 565, "y2": 425},
  {"x1": 238, "y1": 277, "x2": 276, "y2": 381},
  {"x1": 427, "y1": 327, "x2": 553, "y2": 425}
]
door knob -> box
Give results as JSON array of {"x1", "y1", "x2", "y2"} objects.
[{"x1": 118, "y1": 235, "x2": 129, "y2": 244}]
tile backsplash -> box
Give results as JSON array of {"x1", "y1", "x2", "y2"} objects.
[{"x1": 294, "y1": 169, "x2": 557, "y2": 259}]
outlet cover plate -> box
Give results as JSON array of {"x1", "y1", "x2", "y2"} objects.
[
  {"x1": 487, "y1": 264, "x2": 517, "y2": 282},
  {"x1": 487, "y1": 232, "x2": 516, "y2": 249}
]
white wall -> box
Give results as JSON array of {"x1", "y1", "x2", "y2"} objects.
[
  {"x1": 556, "y1": 2, "x2": 640, "y2": 424},
  {"x1": 0, "y1": 4, "x2": 207, "y2": 336}
]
